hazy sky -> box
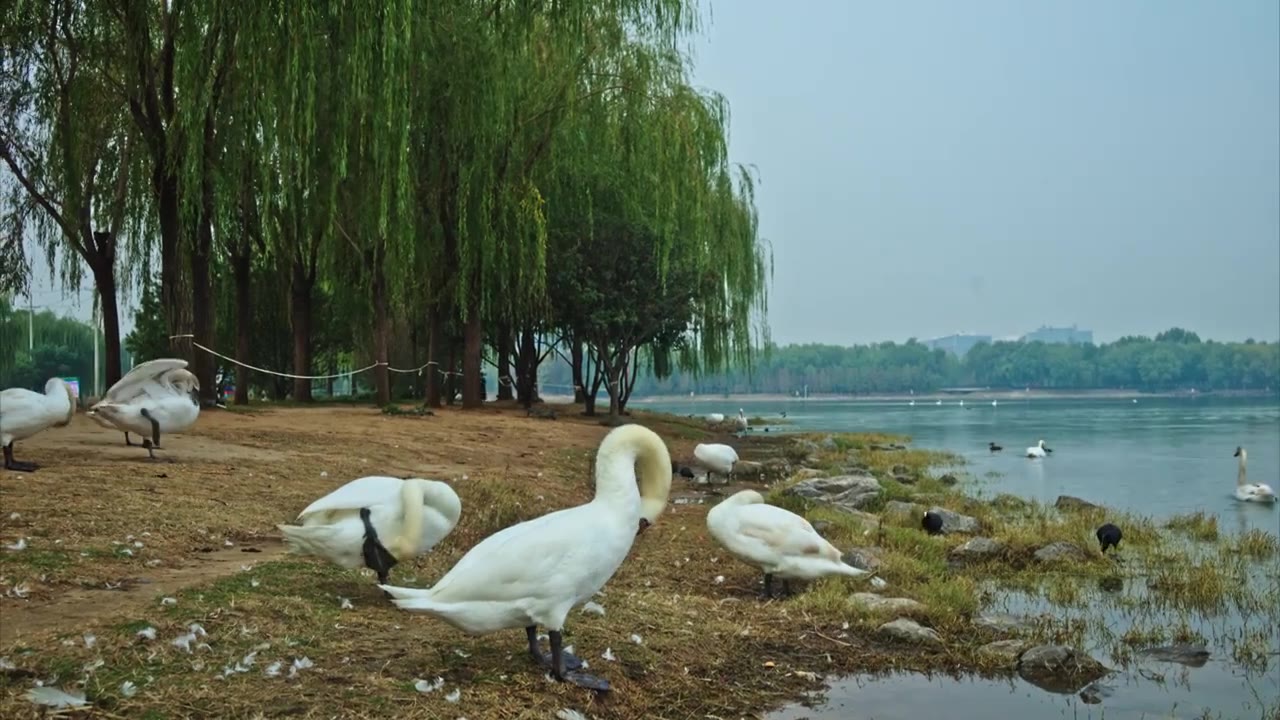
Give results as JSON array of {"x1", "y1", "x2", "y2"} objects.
[
  {"x1": 16, "y1": 0, "x2": 1280, "y2": 347},
  {"x1": 689, "y1": 0, "x2": 1280, "y2": 345}
]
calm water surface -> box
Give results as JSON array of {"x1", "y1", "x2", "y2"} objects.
[{"x1": 638, "y1": 396, "x2": 1280, "y2": 719}]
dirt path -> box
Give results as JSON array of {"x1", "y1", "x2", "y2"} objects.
[{"x1": 0, "y1": 539, "x2": 287, "y2": 645}]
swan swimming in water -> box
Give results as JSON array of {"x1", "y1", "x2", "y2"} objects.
[
  {"x1": 278, "y1": 476, "x2": 462, "y2": 588},
  {"x1": 87, "y1": 359, "x2": 201, "y2": 460},
  {"x1": 1026, "y1": 439, "x2": 1048, "y2": 459},
  {"x1": 0, "y1": 377, "x2": 75, "y2": 472},
  {"x1": 380, "y1": 423, "x2": 673, "y2": 692},
  {"x1": 706, "y1": 490, "x2": 869, "y2": 598},
  {"x1": 1233, "y1": 447, "x2": 1276, "y2": 503}
]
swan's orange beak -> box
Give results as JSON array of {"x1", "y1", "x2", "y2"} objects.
[{"x1": 636, "y1": 518, "x2": 652, "y2": 536}]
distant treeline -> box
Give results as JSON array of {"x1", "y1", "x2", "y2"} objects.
[{"x1": 539, "y1": 328, "x2": 1279, "y2": 396}]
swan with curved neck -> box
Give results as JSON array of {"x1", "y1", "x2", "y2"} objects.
[
  {"x1": 279, "y1": 476, "x2": 462, "y2": 587},
  {"x1": 694, "y1": 442, "x2": 739, "y2": 484},
  {"x1": 0, "y1": 377, "x2": 75, "y2": 472},
  {"x1": 380, "y1": 422, "x2": 673, "y2": 692},
  {"x1": 707, "y1": 490, "x2": 869, "y2": 598},
  {"x1": 88, "y1": 359, "x2": 201, "y2": 460},
  {"x1": 1026, "y1": 439, "x2": 1048, "y2": 459},
  {"x1": 1233, "y1": 447, "x2": 1276, "y2": 503}
]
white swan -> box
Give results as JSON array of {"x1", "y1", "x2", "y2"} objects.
[
  {"x1": 705, "y1": 412, "x2": 725, "y2": 425},
  {"x1": 706, "y1": 490, "x2": 869, "y2": 598},
  {"x1": 1026, "y1": 439, "x2": 1048, "y2": 459},
  {"x1": 380, "y1": 422, "x2": 672, "y2": 692},
  {"x1": 278, "y1": 476, "x2": 463, "y2": 587},
  {"x1": 87, "y1": 359, "x2": 200, "y2": 460},
  {"x1": 0, "y1": 377, "x2": 75, "y2": 472},
  {"x1": 734, "y1": 408, "x2": 749, "y2": 430},
  {"x1": 1233, "y1": 447, "x2": 1276, "y2": 503},
  {"x1": 693, "y1": 442, "x2": 739, "y2": 484}
]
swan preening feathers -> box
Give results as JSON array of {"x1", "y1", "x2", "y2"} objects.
[
  {"x1": 0, "y1": 377, "x2": 75, "y2": 472},
  {"x1": 87, "y1": 359, "x2": 202, "y2": 460},
  {"x1": 706, "y1": 490, "x2": 870, "y2": 598},
  {"x1": 279, "y1": 476, "x2": 462, "y2": 586},
  {"x1": 693, "y1": 442, "x2": 739, "y2": 484},
  {"x1": 380, "y1": 423, "x2": 673, "y2": 692},
  {"x1": 1233, "y1": 447, "x2": 1276, "y2": 503}
]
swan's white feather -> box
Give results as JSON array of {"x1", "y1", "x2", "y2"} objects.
[
  {"x1": 694, "y1": 443, "x2": 738, "y2": 474},
  {"x1": 296, "y1": 476, "x2": 407, "y2": 518},
  {"x1": 707, "y1": 490, "x2": 869, "y2": 582},
  {"x1": 0, "y1": 378, "x2": 75, "y2": 446}
]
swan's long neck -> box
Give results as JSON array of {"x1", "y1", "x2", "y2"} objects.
[
  {"x1": 45, "y1": 380, "x2": 75, "y2": 427},
  {"x1": 1237, "y1": 452, "x2": 1248, "y2": 487},
  {"x1": 391, "y1": 480, "x2": 428, "y2": 559},
  {"x1": 593, "y1": 425, "x2": 673, "y2": 523}
]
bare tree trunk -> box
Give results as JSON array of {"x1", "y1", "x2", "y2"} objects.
[
  {"x1": 570, "y1": 337, "x2": 585, "y2": 403},
  {"x1": 496, "y1": 325, "x2": 514, "y2": 401},
  {"x1": 425, "y1": 303, "x2": 443, "y2": 408},
  {"x1": 290, "y1": 256, "x2": 314, "y2": 402},
  {"x1": 231, "y1": 249, "x2": 252, "y2": 405},
  {"x1": 371, "y1": 246, "x2": 391, "y2": 406},
  {"x1": 157, "y1": 171, "x2": 193, "y2": 364},
  {"x1": 89, "y1": 252, "x2": 123, "y2": 387},
  {"x1": 516, "y1": 328, "x2": 538, "y2": 408},
  {"x1": 461, "y1": 303, "x2": 483, "y2": 408},
  {"x1": 191, "y1": 218, "x2": 216, "y2": 405},
  {"x1": 445, "y1": 342, "x2": 459, "y2": 406}
]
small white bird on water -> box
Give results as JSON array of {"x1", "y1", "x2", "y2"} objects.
[
  {"x1": 1233, "y1": 446, "x2": 1276, "y2": 503},
  {"x1": 0, "y1": 377, "x2": 76, "y2": 472}
]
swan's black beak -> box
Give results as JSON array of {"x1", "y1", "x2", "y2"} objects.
[
  {"x1": 636, "y1": 518, "x2": 652, "y2": 536},
  {"x1": 1233, "y1": 447, "x2": 1240, "y2": 457}
]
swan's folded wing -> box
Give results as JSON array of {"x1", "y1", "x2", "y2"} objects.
[
  {"x1": 296, "y1": 476, "x2": 406, "y2": 517},
  {"x1": 736, "y1": 504, "x2": 835, "y2": 559},
  {"x1": 101, "y1": 359, "x2": 189, "y2": 403},
  {"x1": 0, "y1": 389, "x2": 42, "y2": 424}
]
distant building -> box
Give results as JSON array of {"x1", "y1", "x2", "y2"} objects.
[
  {"x1": 1020, "y1": 325, "x2": 1093, "y2": 345},
  {"x1": 923, "y1": 333, "x2": 992, "y2": 358}
]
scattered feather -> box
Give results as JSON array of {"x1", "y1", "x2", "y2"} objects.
[
  {"x1": 172, "y1": 632, "x2": 197, "y2": 653},
  {"x1": 120, "y1": 681, "x2": 138, "y2": 698},
  {"x1": 556, "y1": 710, "x2": 589, "y2": 720},
  {"x1": 263, "y1": 661, "x2": 283, "y2": 678},
  {"x1": 189, "y1": 623, "x2": 207, "y2": 637},
  {"x1": 250, "y1": 578, "x2": 260, "y2": 588},
  {"x1": 0, "y1": 657, "x2": 14, "y2": 670},
  {"x1": 224, "y1": 539, "x2": 234, "y2": 547},
  {"x1": 25, "y1": 686, "x2": 89, "y2": 709},
  {"x1": 288, "y1": 657, "x2": 313, "y2": 677},
  {"x1": 414, "y1": 677, "x2": 445, "y2": 693},
  {"x1": 83, "y1": 633, "x2": 96, "y2": 648},
  {"x1": 8, "y1": 582, "x2": 30, "y2": 598},
  {"x1": 580, "y1": 601, "x2": 605, "y2": 616},
  {"x1": 629, "y1": 634, "x2": 643, "y2": 645},
  {"x1": 453, "y1": 649, "x2": 470, "y2": 658},
  {"x1": 444, "y1": 688, "x2": 461, "y2": 703},
  {"x1": 339, "y1": 597, "x2": 353, "y2": 610},
  {"x1": 320, "y1": 471, "x2": 328, "y2": 478},
  {"x1": 160, "y1": 597, "x2": 177, "y2": 606},
  {"x1": 563, "y1": 645, "x2": 575, "y2": 656},
  {"x1": 601, "y1": 647, "x2": 616, "y2": 662},
  {"x1": 136, "y1": 627, "x2": 157, "y2": 641},
  {"x1": 713, "y1": 575, "x2": 725, "y2": 585},
  {"x1": 7, "y1": 512, "x2": 18, "y2": 520},
  {"x1": 82, "y1": 659, "x2": 105, "y2": 674},
  {"x1": 5, "y1": 537, "x2": 27, "y2": 552}
]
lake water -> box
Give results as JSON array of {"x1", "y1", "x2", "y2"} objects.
[{"x1": 637, "y1": 395, "x2": 1280, "y2": 720}]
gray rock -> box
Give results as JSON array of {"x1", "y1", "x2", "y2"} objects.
[
  {"x1": 878, "y1": 618, "x2": 942, "y2": 646},
  {"x1": 1055, "y1": 495, "x2": 1103, "y2": 513},
  {"x1": 938, "y1": 473, "x2": 959, "y2": 486},
  {"x1": 1079, "y1": 681, "x2": 1115, "y2": 704},
  {"x1": 974, "y1": 613, "x2": 1037, "y2": 636},
  {"x1": 1138, "y1": 644, "x2": 1210, "y2": 668},
  {"x1": 1033, "y1": 541, "x2": 1090, "y2": 564},
  {"x1": 849, "y1": 593, "x2": 925, "y2": 614},
  {"x1": 889, "y1": 464, "x2": 917, "y2": 484},
  {"x1": 948, "y1": 537, "x2": 1006, "y2": 566},
  {"x1": 1017, "y1": 645, "x2": 1108, "y2": 694},
  {"x1": 790, "y1": 468, "x2": 826, "y2": 482},
  {"x1": 842, "y1": 547, "x2": 884, "y2": 572},
  {"x1": 978, "y1": 639, "x2": 1029, "y2": 668},
  {"x1": 991, "y1": 494, "x2": 1030, "y2": 511},
  {"x1": 927, "y1": 506, "x2": 980, "y2": 534},
  {"x1": 784, "y1": 475, "x2": 883, "y2": 512},
  {"x1": 732, "y1": 460, "x2": 766, "y2": 481},
  {"x1": 883, "y1": 500, "x2": 923, "y2": 518},
  {"x1": 820, "y1": 435, "x2": 838, "y2": 450}
]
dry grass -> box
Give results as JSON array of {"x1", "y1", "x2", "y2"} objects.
[{"x1": 1, "y1": 408, "x2": 1277, "y2": 719}]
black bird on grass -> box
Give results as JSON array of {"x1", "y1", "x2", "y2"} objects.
[
  {"x1": 671, "y1": 461, "x2": 696, "y2": 480},
  {"x1": 989, "y1": 442, "x2": 1003, "y2": 452},
  {"x1": 1096, "y1": 522, "x2": 1123, "y2": 554},
  {"x1": 922, "y1": 510, "x2": 944, "y2": 535}
]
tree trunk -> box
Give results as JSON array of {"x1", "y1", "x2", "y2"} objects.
[
  {"x1": 425, "y1": 303, "x2": 443, "y2": 408},
  {"x1": 618, "y1": 346, "x2": 641, "y2": 414},
  {"x1": 445, "y1": 342, "x2": 459, "y2": 405},
  {"x1": 496, "y1": 325, "x2": 514, "y2": 401},
  {"x1": 570, "y1": 338, "x2": 585, "y2": 403},
  {"x1": 606, "y1": 347, "x2": 628, "y2": 421},
  {"x1": 461, "y1": 303, "x2": 483, "y2": 408},
  {"x1": 190, "y1": 221, "x2": 216, "y2": 405},
  {"x1": 290, "y1": 257, "x2": 314, "y2": 402},
  {"x1": 231, "y1": 249, "x2": 252, "y2": 405},
  {"x1": 516, "y1": 328, "x2": 538, "y2": 408},
  {"x1": 156, "y1": 170, "x2": 192, "y2": 364},
  {"x1": 371, "y1": 247, "x2": 391, "y2": 406},
  {"x1": 89, "y1": 257, "x2": 123, "y2": 388},
  {"x1": 584, "y1": 347, "x2": 605, "y2": 416}
]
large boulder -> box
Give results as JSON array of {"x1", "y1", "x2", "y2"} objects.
[
  {"x1": 978, "y1": 639, "x2": 1030, "y2": 668},
  {"x1": 948, "y1": 537, "x2": 1006, "y2": 566},
  {"x1": 1017, "y1": 645, "x2": 1108, "y2": 694},
  {"x1": 783, "y1": 475, "x2": 882, "y2": 512},
  {"x1": 1033, "y1": 542, "x2": 1090, "y2": 564},
  {"x1": 1054, "y1": 495, "x2": 1102, "y2": 513},
  {"x1": 850, "y1": 593, "x2": 926, "y2": 614},
  {"x1": 888, "y1": 502, "x2": 979, "y2": 534},
  {"x1": 878, "y1": 618, "x2": 942, "y2": 646},
  {"x1": 1138, "y1": 644, "x2": 1210, "y2": 668},
  {"x1": 842, "y1": 547, "x2": 885, "y2": 572}
]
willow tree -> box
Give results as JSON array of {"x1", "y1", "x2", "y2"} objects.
[
  {"x1": 0, "y1": 0, "x2": 150, "y2": 387},
  {"x1": 543, "y1": 40, "x2": 770, "y2": 419}
]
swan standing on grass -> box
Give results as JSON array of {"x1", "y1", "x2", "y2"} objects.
[
  {"x1": 380, "y1": 423, "x2": 673, "y2": 692},
  {"x1": 0, "y1": 377, "x2": 75, "y2": 472},
  {"x1": 734, "y1": 408, "x2": 749, "y2": 431},
  {"x1": 707, "y1": 490, "x2": 870, "y2": 598},
  {"x1": 693, "y1": 442, "x2": 739, "y2": 484},
  {"x1": 705, "y1": 412, "x2": 725, "y2": 425},
  {"x1": 1233, "y1": 447, "x2": 1276, "y2": 503},
  {"x1": 278, "y1": 476, "x2": 462, "y2": 588},
  {"x1": 1026, "y1": 439, "x2": 1049, "y2": 459},
  {"x1": 87, "y1": 359, "x2": 201, "y2": 460}
]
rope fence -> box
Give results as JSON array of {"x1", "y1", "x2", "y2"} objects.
[{"x1": 166, "y1": 333, "x2": 596, "y2": 393}]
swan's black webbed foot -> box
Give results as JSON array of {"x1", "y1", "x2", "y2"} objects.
[
  {"x1": 527, "y1": 627, "x2": 585, "y2": 672},
  {"x1": 561, "y1": 669, "x2": 612, "y2": 692},
  {"x1": 760, "y1": 572, "x2": 775, "y2": 600},
  {"x1": 547, "y1": 629, "x2": 602, "y2": 691},
  {"x1": 124, "y1": 432, "x2": 134, "y2": 446},
  {"x1": 4, "y1": 444, "x2": 38, "y2": 472}
]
